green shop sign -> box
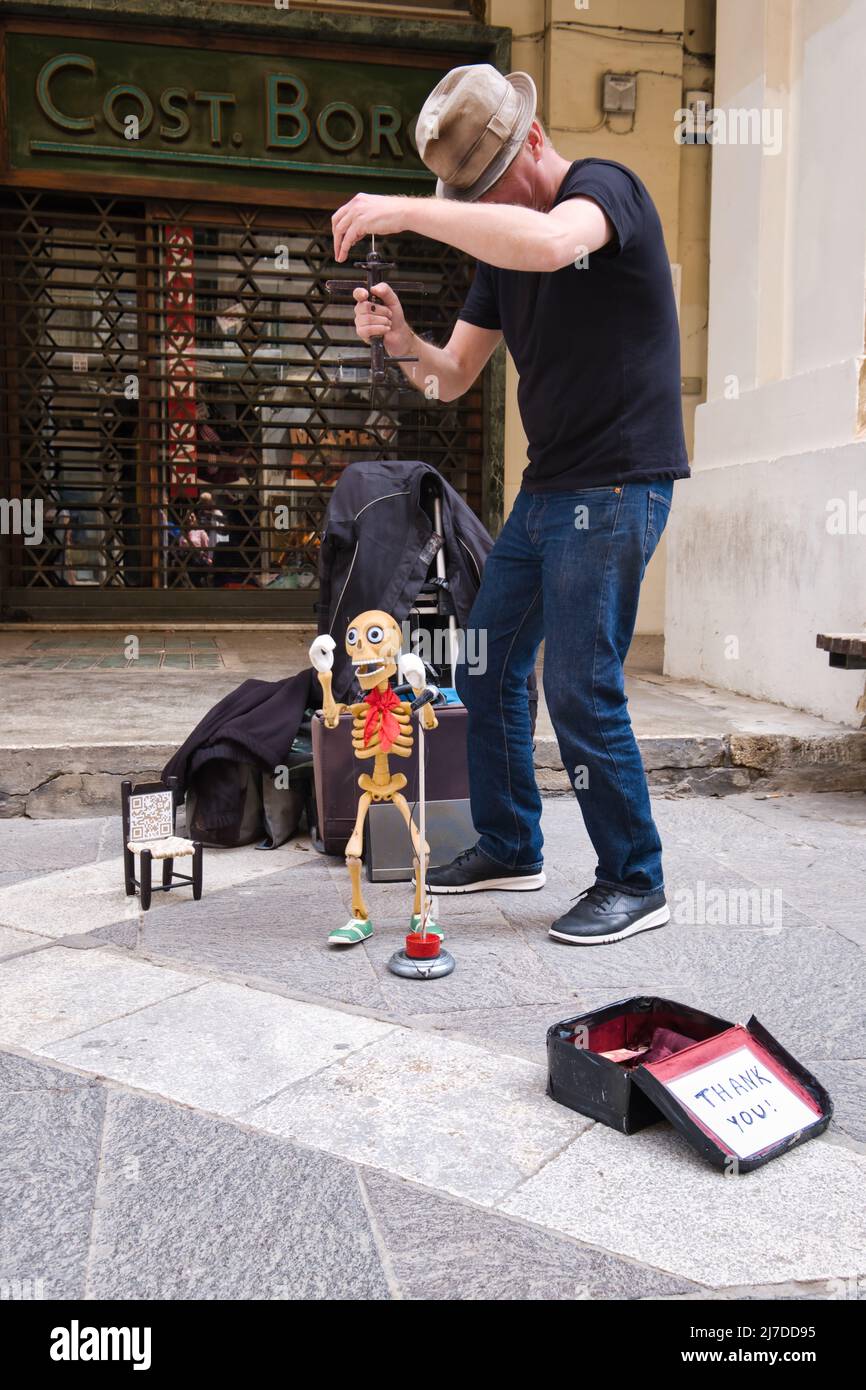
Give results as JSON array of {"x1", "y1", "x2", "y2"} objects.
[{"x1": 5, "y1": 31, "x2": 440, "y2": 195}]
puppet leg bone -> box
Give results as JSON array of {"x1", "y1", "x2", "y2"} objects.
[
  {"x1": 347, "y1": 856, "x2": 370, "y2": 922},
  {"x1": 328, "y1": 856, "x2": 374, "y2": 946},
  {"x1": 345, "y1": 791, "x2": 372, "y2": 860},
  {"x1": 391, "y1": 791, "x2": 426, "y2": 860},
  {"x1": 328, "y1": 795, "x2": 374, "y2": 946},
  {"x1": 392, "y1": 792, "x2": 443, "y2": 940}
]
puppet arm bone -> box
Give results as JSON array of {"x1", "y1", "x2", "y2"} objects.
[
  {"x1": 397, "y1": 653, "x2": 438, "y2": 732},
  {"x1": 309, "y1": 635, "x2": 346, "y2": 727}
]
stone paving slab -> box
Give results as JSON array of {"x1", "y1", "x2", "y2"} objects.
[
  {"x1": 362, "y1": 919, "x2": 574, "y2": 1016},
  {"x1": 0, "y1": 815, "x2": 114, "y2": 871},
  {"x1": 0, "y1": 1049, "x2": 99, "y2": 1092},
  {"x1": 128, "y1": 881, "x2": 391, "y2": 1010},
  {"x1": 0, "y1": 844, "x2": 295, "y2": 939},
  {"x1": 763, "y1": 867, "x2": 866, "y2": 953},
  {"x1": 142, "y1": 925, "x2": 390, "y2": 1013},
  {"x1": 403, "y1": 993, "x2": 617, "y2": 1067},
  {"x1": 501, "y1": 1125, "x2": 866, "y2": 1288},
  {"x1": 244, "y1": 1028, "x2": 588, "y2": 1207},
  {"x1": 0, "y1": 949, "x2": 200, "y2": 1049},
  {"x1": 521, "y1": 839, "x2": 826, "y2": 938},
  {"x1": 804, "y1": 1060, "x2": 866, "y2": 1145},
  {"x1": 88, "y1": 1090, "x2": 391, "y2": 1301},
  {"x1": 653, "y1": 797, "x2": 866, "y2": 927},
  {"x1": 0, "y1": 872, "x2": 55, "y2": 889},
  {"x1": 360, "y1": 1167, "x2": 700, "y2": 1301},
  {"x1": 0, "y1": 626, "x2": 850, "y2": 742},
  {"x1": 728, "y1": 793, "x2": 866, "y2": 868},
  {"x1": 0, "y1": 1052, "x2": 105, "y2": 1299},
  {"x1": 510, "y1": 919, "x2": 866, "y2": 1061},
  {"x1": 139, "y1": 876, "x2": 354, "y2": 942},
  {"x1": 655, "y1": 791, "x2": 866, "y2": 857},
  {"x1": 0, "y1": 925, "x2": 52, "y2": 959},
  {"x1": 44, "y1": 980, "x2": 396, "y2": 1117}
]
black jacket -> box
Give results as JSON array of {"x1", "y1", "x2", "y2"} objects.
[
  {"x1": 162, "y1": 668, "x2": 315, "y2": 828},
  {"x1": 317, "y1": 459, "x2": 492, "y2": 701}
]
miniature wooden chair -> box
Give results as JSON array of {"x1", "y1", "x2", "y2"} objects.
[{"x1": 121, "y1": 776, "x2": 202, "y2": 911}]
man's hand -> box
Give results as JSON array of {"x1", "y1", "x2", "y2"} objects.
[
  {"x1": 352, "y1": 283, "x2": 412, "y2": 358},
  {"x1": 332, "y1": 193, "x2": 408, "y2": 262}
]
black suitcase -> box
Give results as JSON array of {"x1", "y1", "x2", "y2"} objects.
[{"x1": 310, "y1": 700, "x2": 470, "y2": 858}]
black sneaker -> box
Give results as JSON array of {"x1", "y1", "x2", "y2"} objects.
[
  {"x1": 428, "y1": 844, "x2": 546, "y2": 894},
  {"x1": 548, "y1": 883, "x2": 669, "y2": 945}
]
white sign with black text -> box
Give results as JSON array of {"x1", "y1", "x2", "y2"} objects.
[{"x1": 664, "y1": 1045, "x2": 818, "y2": 1159}]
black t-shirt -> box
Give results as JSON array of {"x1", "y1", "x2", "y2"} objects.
[{"x1": 457, "y1": 158, "x2": 690, "y2": 491}]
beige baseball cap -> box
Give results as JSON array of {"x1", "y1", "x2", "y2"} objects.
[{"x1": 415, "y1": 64, "x2": 538, "y2": 202}]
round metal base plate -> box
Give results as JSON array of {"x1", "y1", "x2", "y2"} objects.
[{"x1": 387, "y1": 946, "x2": 456, "y2": 980}]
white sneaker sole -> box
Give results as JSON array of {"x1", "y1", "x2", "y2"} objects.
[
  {"x1": 548, "y1": 904, "x2": 670, "y2": 946},
  {"x1": 431, "y1": 871, "x2": 546, "y2": 895}
]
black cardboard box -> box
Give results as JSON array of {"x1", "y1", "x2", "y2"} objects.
[{"x1": 547, "y1": 995, "x2": 832, "y2": 1172}]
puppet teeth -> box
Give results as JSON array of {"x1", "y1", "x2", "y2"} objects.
[{"x1": 353, "y1": 660, "x2": 386, "y2": 679}]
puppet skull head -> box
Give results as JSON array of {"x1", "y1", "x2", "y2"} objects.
[{"x1": 345, "y1": 610, "x2": 402, "y2": 690}]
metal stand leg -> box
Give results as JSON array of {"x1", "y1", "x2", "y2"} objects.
[{"x1": 388, "y1": 694, "x2": 455, "y2": 980}]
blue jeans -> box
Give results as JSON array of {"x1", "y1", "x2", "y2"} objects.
[{"x1": 455, "y1": 481, "x2": 674, "y2": 895}]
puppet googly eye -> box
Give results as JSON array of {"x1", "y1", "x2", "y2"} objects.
[
  {"x1": 346, "y1": 626, "x2": 359, "y2": 645},
  {"x1": 366, "y1": 625, "x2": 385, "y2": 644}
]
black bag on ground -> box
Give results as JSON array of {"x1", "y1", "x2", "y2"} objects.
[
  {"x1": 184, "y1": 732, "x2": 313, "y2": 849},
  {"x1": 163, "y1": 669, "x2": 315, "y2": 849}
]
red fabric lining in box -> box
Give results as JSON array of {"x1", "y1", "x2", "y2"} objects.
[
  {"x1": 582, "y1": 1008, "x2": 716, "y2": 1056},
  {"x1": 638, "y1": 1025, "x2": 822, "y2": 1158}
]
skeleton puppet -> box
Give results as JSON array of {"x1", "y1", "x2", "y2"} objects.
[{"x1": 309, "y1": 612, "x2": 442, "y2": 947}]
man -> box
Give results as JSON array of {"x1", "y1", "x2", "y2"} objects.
[{"x1": 331, "y1": 65, "x2": 689, "y2": 945}]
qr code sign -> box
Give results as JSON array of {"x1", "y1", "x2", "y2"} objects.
[{"x1": 129, "y1": 791, "x2": 173, "y2": 842}]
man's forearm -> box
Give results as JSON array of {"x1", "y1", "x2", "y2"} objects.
[
  {"x1": 394, "y1": 330, "x2": 465, "y2": 402},
  {"x1": 400, "y1": 197, "x2": 569, "y2": 272},
  {"x1": 331, "y1": 188, "x2": 609, "y2": 269}
]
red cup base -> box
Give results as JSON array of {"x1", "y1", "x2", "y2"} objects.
[{"x1": 404, "y1": 932, "x2": 441, "y2": 960}]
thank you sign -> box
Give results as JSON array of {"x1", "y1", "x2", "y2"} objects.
[{"x1": 665, "y1": 1045, "x2": 819, "y2": 1160}]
